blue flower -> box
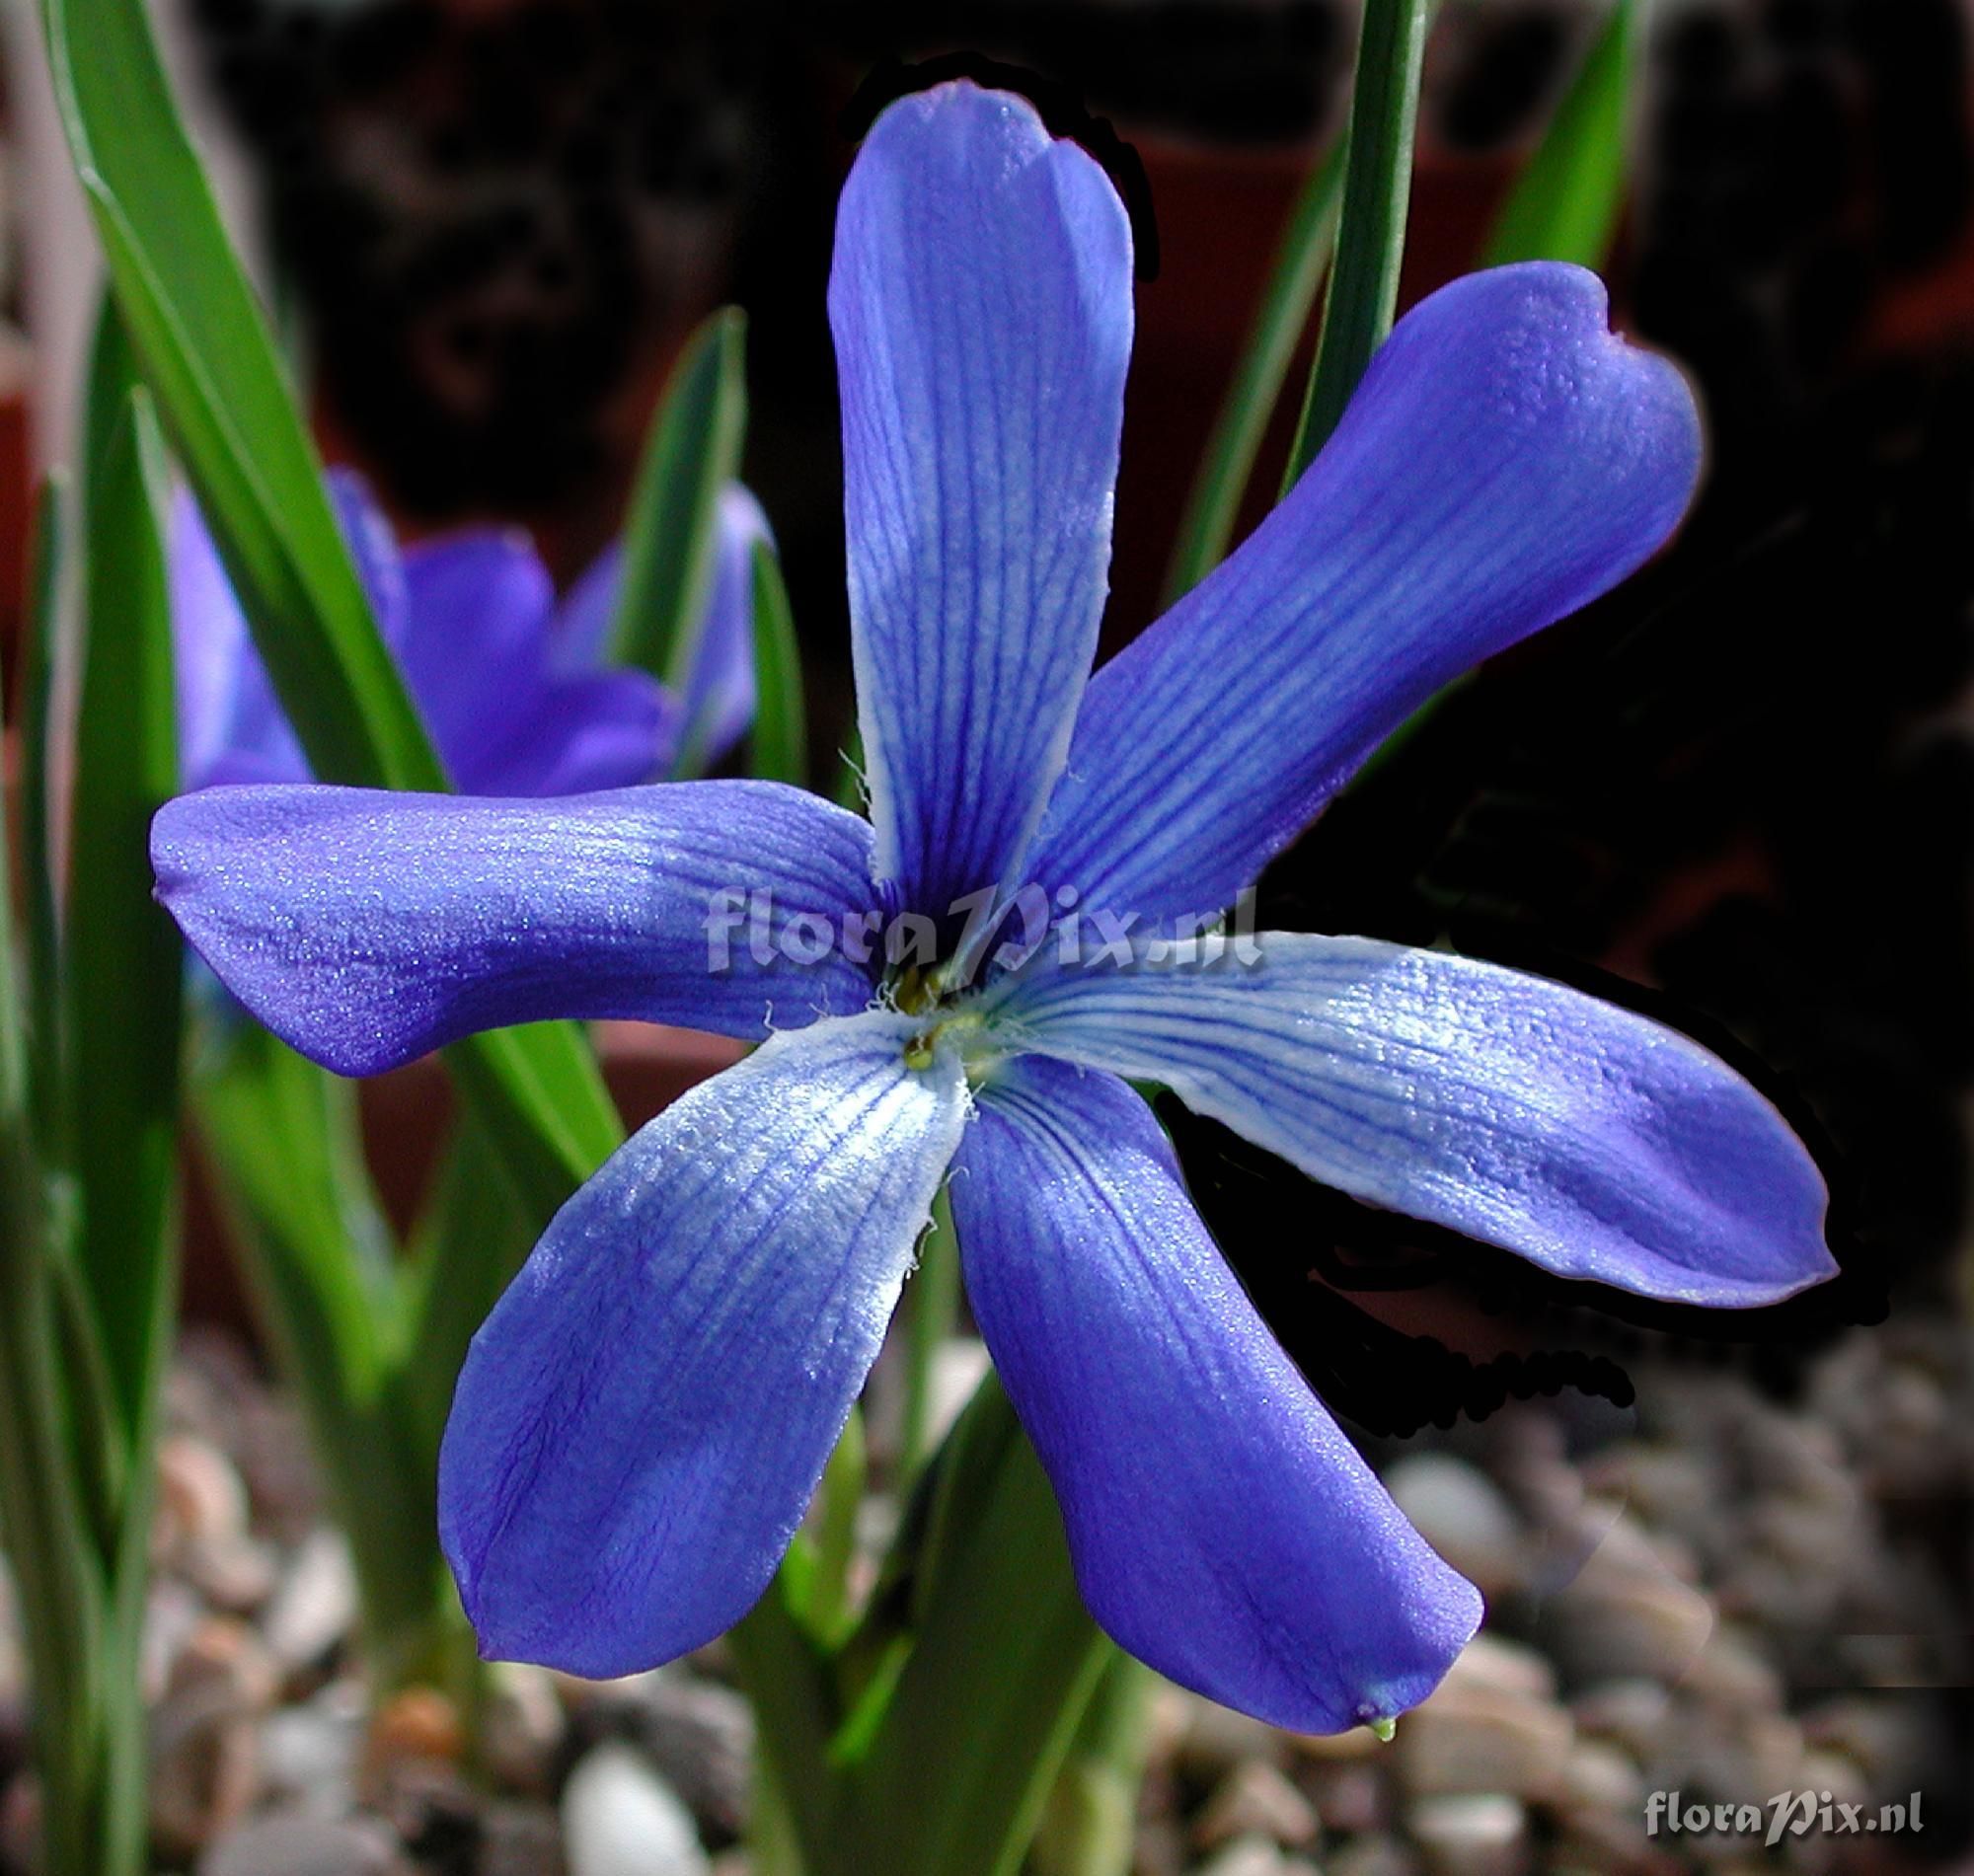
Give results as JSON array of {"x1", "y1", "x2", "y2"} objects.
[
  {"x1": 172, "y1": 468, "x2": 766, "y2": 794},
  {"x1": 152, "y1": 83, "x2": 1834, "y2": 1731}
]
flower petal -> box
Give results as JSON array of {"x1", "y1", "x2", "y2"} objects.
[
  {"x1": 395, "y1": 531, "x2": 558, "y2": 789},
  {"x1": 152, "y1": 781, "x2": 881, "y2": 1073},
  {"x1": 552, "y1": 537, "x2": 624, "y2": 671},
  {"x1": 676, "y1": 484, "x2": 768, "y2": 770},
  {"x1": 173, "y1": 470, "x2": 407, "y2": 791},
  {"x1": 477, "y1": 673, "x2": 685, "y2": 797},
  {"x1": 169, "y1": 487, "x2": 306, "y2": 789},
  {"x1": 951, "y1": 1055, "x2": 1480, "y2": 1732},
  {"x1": 995, "y1": 936, "x2": 1835, "y2": 1305},
  {"x1": 831, "y1": 80, "x2": 1134, "y2": 920},
  {"x1": 441, "y1": 1010, "x2": 967, "y2": 1676},
  {"x1": 397, "y1": 530, "x2": 675, "y2": 793},
  {"x1": 325, "y1": 468, "x2": 409, "y2": 646},
  {"x1": 1026, "y1": 263, "x2": 1703, "y2": 929}
]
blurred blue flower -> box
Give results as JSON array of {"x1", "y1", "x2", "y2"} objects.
[
  {"x1": 172, "y1": 469, "x2": 765, "y2": 794},
  {"x1": 153, "y1": 83, "x2": 1835, "y2": 1730}
]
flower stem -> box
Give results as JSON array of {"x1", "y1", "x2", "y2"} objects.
[
  {"x1": 899, "y1": 1188, "x2": 961, "y2": 1487},
  {"x1": 1282, "y1": 0, "x2": 1431, "y2": 487}
]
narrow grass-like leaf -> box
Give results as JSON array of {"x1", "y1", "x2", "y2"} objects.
[
  {"x1": 41, "y1": 0, "x2": 624, "y2": 1224},
  {"x1": 19, "y1": 475, "x2": 66, "y2": 1146},
  {"x1": 401, "y1": 1116, "x2": 532, "y2": 1455},
  {"x1": 1284, "y1": 0, "x2": 1431, "y2": 485},
  {"x1": 1349, "y1": 3, "x2": 1634, "y2": 795},
  {"x1": 747, "y1": 538, "x2": 808, "y2": 786},
  {"x1": 40, "y1": 0, "x2": 437, "y2": 793},
  {"x1": 1482, "y1": 0, "x2": 1635, "y2": 268},
  {"x1": 843, "y1": 1376, "x2": 1110, "y2": 1876},
  {"x1": 898, "y1": 1189, "x2": 959, "y2": 1486},
  {"x1": 1164, "y1": 141, "x2": 1345, "y2": 604},
  {"x1": 728, "y1": 1582, "x2": 848, "y2": 1876},
  {"x1": 65, "y1": 313, "x2": 183, "y2": 1441},
  {"x1": 610, "y1": 308, "x2": 748, "y2": 688},
  {"x1": 1030, "y1": 1657, "x2": 1153, "y2": 1876},
  {"x1": 194, "y1": 1025, "x2": 469, "y2": 1687}
]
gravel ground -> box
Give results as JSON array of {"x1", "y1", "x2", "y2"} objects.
[{"x1": 0, "y1": 1316, "x2": 1964, "y2": 1876}]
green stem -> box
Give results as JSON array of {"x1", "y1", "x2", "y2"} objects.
[
  {"x1": 1283, "y1": 0, "x2": 1431, "y2": 486},
  {"x1": 1164, "y1": 140, "x2": 1346, "y2": 605},
  {"x1": 898, "y1": 1188, "x2": 961, "y2": 1488}
]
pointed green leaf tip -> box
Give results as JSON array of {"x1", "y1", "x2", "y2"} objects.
[{"x1": 1370, "y1": 1715, "x2": 1398, "y2": 1743}]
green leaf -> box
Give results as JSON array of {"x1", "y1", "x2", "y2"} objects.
[
  {"x1": 40, "y1": 0, "x2": 438, "y2": 795},
  {"x1": 400, "y1": 1115, "x2": 533, "y2": 1456},
  {"x1": 1164, "y1": 140, "x2": 1345, "y2": 605},
  {"x1": 63, "y1": 307, "x2": 183, "y2": 1442},
  {"x1": 728, "y1": 1580, "x2": 848, "y2": 1876},
  {"x1": 1030, "y1": 1657, "x2": 1153, "y2": 1876},
  {"x1": 444, "y1": 1021, "x2": 624, "y2": 1228},
  {"x1": 41, "y1": 0, "x2": 627, "y2": 1223},
  {"x1": 18, "y1": 475, "x2": 66, "y2": 1147},
  {"x1": 1482, "y1": 0, "x2": 1635, "y2": 269},
  {"x1": 841, "y1": 1375, "x2": 1111, "y2": 1876},
  {"x1": 1343, "y1": 2, "x2": 1633, "y2": 802},
  {"x1": 833, "y1": 727, "x2": 869, "y2": 814},
  {"x1": 194, "y1": 1023, "x2": 465, "y2": 1688},
  {"x1": 747, "y1": 538, "x2": 809, "y2": 786},
  {"x1": 611, "y1": 308, "x2": 748, "y2": 715},
  {"x1": 1283, "y1": 0, "x2": 1432, "y2": 486}
]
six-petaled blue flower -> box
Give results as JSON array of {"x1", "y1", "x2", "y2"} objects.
[
  {"x1": 152, "y1": 83, "x2": 1835, "y2": 1732},
  {"x1": 172, "y1": 467, "x2": 765, "y2": 794}
]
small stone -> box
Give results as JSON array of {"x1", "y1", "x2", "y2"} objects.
[
  {"x1": 1398, "y1": 1676, "x2": 1571, "y2": 1800},
  {"x1": 1678, "y1": 1630, "x2": 1784, "y2": 1718},
  {"x1": 367, "y1": 1687, "x2": 463, "y2": 1769},
  {"x1": 1386, "y1": 1456, "x2": 1526, "y2": 1596},
  {"x1": 1, "y1": 1772, "x2": 41, "y2": 1873},
  {"x1": 563, "y1": 1743, "x2": 709, "y2": 1876},
  {"x1": 484, "y1": 1662, "x2": 568, "y2": 1795},
  {"x1": 1441, "y1": 1634, "x2": 1556, "y2": 1705},
  {"x1": 1569, "y1": 1680, "x2": 1671, "y2": 1760},
  {"x1": 1309, "y1": 1762, "x2": 1389, "y2": 1836},
  {"x1": 1555, "y1": 1740, "x2": 1639, "y2": 1814},
  {"x1": 584, "y1": 1672, "x2": 751, "y2": 1838},
  {"x1": 1194, "y1": 1833, "x2": 1288, "y2": 1876},
  {"x1": 260, "y1": 1681, "x2": 364, "y2": 1814},
  {"x1": 199, "y1": 1814, "x2": 402, "y2": 1876},
  {"x1": 480, "y1": 1800, "x2": 568, "y2": 1876},
  {"x1": 1287, "y1": 1722, "x2": 1385, "y2": 1763},
  {"x1": 152, "y1": 1704, "x2": 260, "y2": 1859},
  {"x1": 1327, "y1": 1838, "x2": 1416, "y2": 1876},
  {"x1": 1194, "y1": 1761, "x2": 1320, "y2": 1848},
  {"x1": 1176, "y1": 1693, "x2": 1287, "y2": 1776},
  {"x1": 1738, "y1": 1713, "x2": 1807, "y2": 1795},
  {"x1": 264, "y1": 1530, "x2": 357, "y2": 1672},
  {"x1": 1406, "y1": 1793, "x2": 1527, "y2": 1876},
  {"x1": 1801, "y1": 1696, "x2": 1928, "y2": 1782},
  {"x1": 1547, "y1": 1518, "x2": 1714, "y2": 1682},
  {"x1": 157, "y1": 1434, "x2": 250, "y2": 1554},
  {"x1": 1796, "y1": 1748, "x2": 1872, "y2": 1812},
  {"x1": 185, "y1": 1533, "x2": 280, "y2": 1613}
]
